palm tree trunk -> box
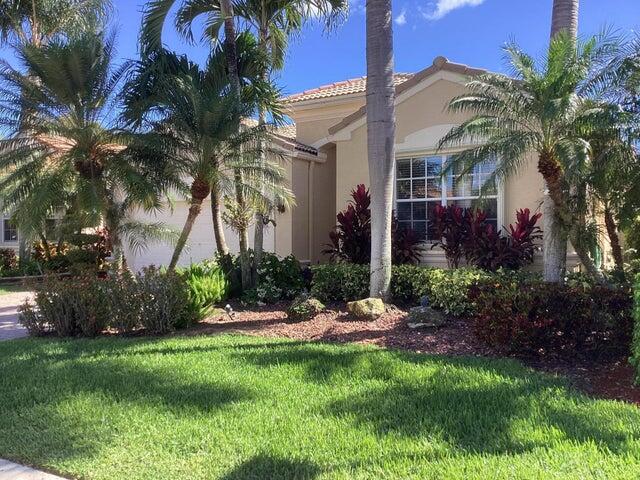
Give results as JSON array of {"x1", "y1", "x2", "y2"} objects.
[
  {"x1": 366, "y1": 0, "x2": 396, "y2": 300},
  {"x1": 538, "y1": 151, "x2": 605, "y2": 284},
  {"x1": 550, "y1": 0, "x2": 579, "y2": 38},
  {"x1": 604, "y1": 206, "x2": 624, "y2": 271},
  {"x1": 211, "y1": 181, "x2": 229, "y2": 255},
  {"x1": 542, "y1": 0, "x2": 579, "y2": 283},
  {"x1": 220, "y1": 0, "x2": 251, "y2": 290},
  {"x1": 169, "y1": 179, "x2": 210, "y2": 270},
  {"x1": 546, "y1": 0, "x2": 578, "y2": 280},
  {"x1": 252, "y1": 25, "x2": 269, "y2": 287},
  {"x1": 169, "y1": 197, "x2": 204, "y2": 271}
]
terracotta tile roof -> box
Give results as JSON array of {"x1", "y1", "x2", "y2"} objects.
[
  {"x1": 284, "y1": 73, "x2": 414, "y2": 104},
  {"x1": 272, "y1": 123, "x2": 318, "y2": 156},
  {"x1": 328, "y1": 57, "x2": 486, "y2": 135}
]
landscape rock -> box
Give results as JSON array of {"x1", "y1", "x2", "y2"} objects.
[
  {"x1": 406, "y1": 306, "x2": 447, "y2": 329},
  {"x1": 347, "y1": 298, "x2": 385, "y2": 320},
  {"x1": 287, "y1": 294, "x2": 325, "y2": 322}
]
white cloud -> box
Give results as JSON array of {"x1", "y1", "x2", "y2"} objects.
[
  {"x1": 395, "y1": 9, "x2": 407, "y2": 26},
  {"x1": 423, "y1": 0, "x2": 486, "y2": 20}
]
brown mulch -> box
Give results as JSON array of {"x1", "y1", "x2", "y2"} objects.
[{"x1": 188, "y1": 303, "x2": 640, "y2": 406}]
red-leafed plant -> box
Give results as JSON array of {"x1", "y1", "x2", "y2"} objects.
[
  {"x1": 431, "y1": 204, "x2": 467, "y2": 268},
  {"x1": 432, "y1": 205, "x2": 542, "y2": 271},
  {"x1": 324, "y1": 184, "x2": 422, "y2": 265}
]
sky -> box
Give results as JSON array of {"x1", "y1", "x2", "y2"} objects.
[{"x1": 1, "y1": 0, "x2": 639, "y2": 97}]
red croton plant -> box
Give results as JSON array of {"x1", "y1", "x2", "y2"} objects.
[
  {"x1": 432, "y1": 204, "x2": 542, "y2": 271},
  {"x1": 324, "y1": 184, "x2": 423, "y2": 265}
]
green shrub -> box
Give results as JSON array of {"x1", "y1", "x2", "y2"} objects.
[
  {"x1": 426, "y1": 268, "x2": 491, "y2": 316},
  {"x1": 137, "y1": 267, "x2": 195, "y2": 333},
  {"x1": 472, "y1": 280, "x2": 633, "y2": 358},
  {"x1": 632, "y1": 274, "x2": 640, "y2": 385},
  {"x1": 255, "y1": 253, "x2": 305, "y2": 303},
  {"x1": 19, "y1": 275, "x2": 109, "y2": 337},
  {"x1": 287, "y1": 293, "x2": 325, "y2": 322},
  {"x1": 390, "y1": 265, "x2": 433, "y2": 304},
  {"x1": 103, "y1": 272, "x2": 142, "y2": 333},
  {"x1": 19, "y1": 268, "x2": 197, "y2": 337},
  {"x1": 178, "y1": 260, "x2": 229, "y2": 319},
  {"x1": 311, "y1": 263, "x2": 369, "y2": 302}
]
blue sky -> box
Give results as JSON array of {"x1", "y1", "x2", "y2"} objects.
[{"x1": 2, "y1": 0, "x2": 639, "y2": 96}]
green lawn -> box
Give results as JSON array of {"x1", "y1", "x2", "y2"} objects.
[
  {"x1": 0, "y1": 283, "x2": 29, "y2": 295},
  {"x1": 0, "y1": 335, "x2": 639, "y2": 480}
]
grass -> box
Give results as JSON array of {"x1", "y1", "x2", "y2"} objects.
[
  {"x1": 0, "y1": 283, "x2": 29, "y2": 295},
  {"x1": 0, "y1": 334, "x2": 639, "y2": 480}
]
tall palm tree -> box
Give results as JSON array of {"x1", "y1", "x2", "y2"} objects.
[
  {"x1": 0, "y1": 31, "x2": 176, "y2": 268},
  {"x1": 123, "y1": 38, "x2": 292, "y2": 270},
  {"x1": 366, "y1": 0, "x2": 395, "y2": 299},
  {"x1": 438, "y1": 33, "x2": 622, "y2": 284},
  {"x1": 231, "y1": 0, "x2": 346, "y2": 283},
  {"x1": 542, "y1": 0, "x2": 579, "y2": 282},
  {"x1": 142, "y1": 0, "x2": 253, "y2": 286},
  {"x1": 141, "y1": 0, "x2": 345, "y2": 286},
  {"x1": 550, "y1": 0, "x2": 579, "y2": 40}
]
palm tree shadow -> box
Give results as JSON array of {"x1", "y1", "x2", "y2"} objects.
[{"x1": 220, "y1": 455, "x2": 321, "y2": 480}]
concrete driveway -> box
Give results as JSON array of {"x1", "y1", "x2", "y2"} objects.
[{"x1": 0, "y1": 290, "x2": 33, "y2": 341}]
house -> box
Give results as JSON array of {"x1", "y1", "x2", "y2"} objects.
[{"x1": 126, "y1": 56, "x2": 602, "y2": 269}]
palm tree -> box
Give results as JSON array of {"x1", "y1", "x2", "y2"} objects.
[
  {"x1": 232, "y1": 0, "x2": 346, "y2": 283},
  {"x1": 0, "y1": 0, "x2": 112, "y2": 260},
  {"x1": 550, "y1": 0, "x2": 579, "y2": 40},
  {"x1": 438, "y1": 33, "x2": 622, "y2": 284},
  {"x1": 142, "y1": 0, "x2": 253, "y2": 287},
  {"x1": 123, "y1": 38, "x2": 292, "y2": 270},
  {"x1": 540, "y1": 0, "x2": 579, "y2": 283},
  {"x1": 366, "y1": 0, "x2": 396, "y2": 299},
  {"x1": 141, "y1": 0, "x2": 345, "y2": 286},
  {"x1": 0, "y1": 31, "x2": 176, "y2": 268},
  {"x1": 0, "y1": 0, "x2": 111, "y2": 48}
]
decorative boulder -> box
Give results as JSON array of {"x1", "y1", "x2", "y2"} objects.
[
  {"x1": 287, "y1": 294, "x2": 325, "y2": 322},
  {"x1": 406, "y1": 306, "x2": 447, "y2": 329},
  {"x1": 347, "y1": 298, "x2": 385, "y2": 320}
]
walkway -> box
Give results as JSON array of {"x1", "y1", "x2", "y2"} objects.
[
  {"x1": 0, "y1": 459, "x2": 66, "y2": 479},
  {"x1": 0, "y1": 291, "x2": 33, "y2": 341}
]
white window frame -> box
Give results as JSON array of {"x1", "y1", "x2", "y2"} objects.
[
  {"x1": 1, "y1": 215, "x2": 18, "y2": 244},
  {"x1": 394, "y1": 152, "x2": 505, "y2": 244}
]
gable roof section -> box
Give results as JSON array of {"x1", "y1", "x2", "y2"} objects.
[
  {"x1": 283, "y1": 73, "x2": 414, "y2": 104},
  {"x1": 327, "y1": 56, "x2": 486, "y2": 136}
]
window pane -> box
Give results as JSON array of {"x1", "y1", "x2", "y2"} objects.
[
  {"x1": 396, "y1": 203, "x2": 411, "y2": 221},
  {"x1": 397, "y1": 180, "x2": 410, "y2": 199},
  {"x1": 452, "y1": 175, "x2": 472, "y2": 197},
  {"x1": 426, "y1": 156, "x2": 441, "y2": 176},
  {"x1": 426, "y1": 201, "x2": 440, "y2": 241},
  {"x1": 411, "y1": 158, "x2": 425, "y2": 177},
  {"x1": 412, "y1": 202, "x2": 426, "y2": 221},
  {"x1": 398, "y1": 221, "x2": 412, "y2": 234},
  {"x1": 411, "y1": 179, "x2": 425, "y2": 199},
  {"x1": 397, "y1": 159, "x2": 411, "y2": 179},
  {"x1": 412, "y1": 221, "x2": 426, "y2": 240},
  {"x1": 426, "y1": 178, "x2": 441, "y2": 198},
  {"x1": 3, "y1": 219, "x2": 17, "y2": 242}
]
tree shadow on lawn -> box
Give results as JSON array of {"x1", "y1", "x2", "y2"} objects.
[
  {"x1": 231, "y1": 340, "x2": 640, "y2": 456},
  {"x1": 0, "y1": 339, "x2": 256, "y2": 467},
  {"x1": 220, "y1": 454, "x2": 321, "y2": 480}
]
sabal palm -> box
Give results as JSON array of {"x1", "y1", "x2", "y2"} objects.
[
  {"x1": 0, "y1": 31, "x2": 176, "y2": 264},
  {"x1": 0, "y1": 0, "x2": 111, "y2": 47},
  {"x1": 123, "y1": 36, "x2": 291, "y2": 270},
  {"x1": 438, "y1": 33, "x2": 621, "y2": 283}
]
